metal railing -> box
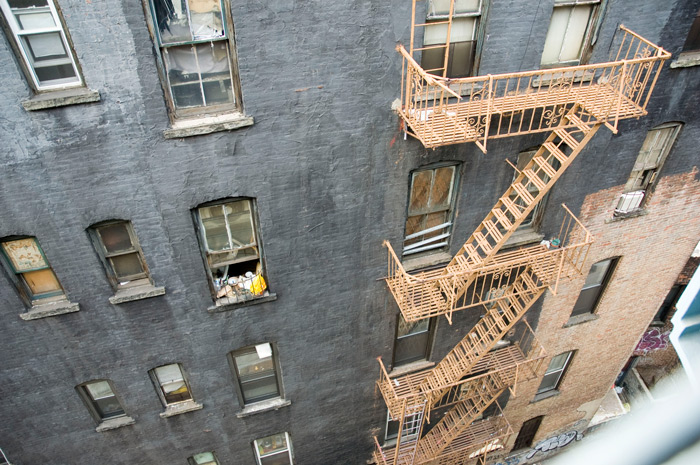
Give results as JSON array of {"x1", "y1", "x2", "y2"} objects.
[{"x1": 397, "y1": 26, "x2": 670, "y2": 150}]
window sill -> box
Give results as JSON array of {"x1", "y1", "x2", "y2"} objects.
[
  {"x1": 159, "y1": 400, "x2": 203, "y2": 418},
  {"x1": 236, "y1": 398, "x2": 291, "y2": 418},
  {"x1": 532, "y1": 69, "x2": 594, "y2": 87},
  {"x1": 19, "y1": 300, "x2": 80, "y2": 321},
  {"x1": 22, "y1": 87, "x2": 100, "y2": 111},
  {"x1": 95, "y1": 415, "x2": 135, "y2": 432},
  {"x1": 670, "y1": 51, "x2": 700, "y2": 69},
  {"x1": 389, "y1": 360, "x2": 435, "y2": 378},
  {"x1": 207, "y1": 292, "x2": 277, "y2": 313},
  {"x1": 109, "y1": 284, "x2": 165, "y2": 305},
  {"x1": 563, "y1": 313, "x2": 599, "y2": 328},
  {"x1": 503, "y1": 228, "x2": 545, "y2": 249},
  {"x1": 402, "y1": 252, "x2": 452, "y2": 272},
  {"x1": 606, "y1": 208, "x2": 648, "y2": 223},
  {"x1": 531, "y1": 390, "x2": 561, "y2": 403},
  {"x1": 163, "y1": 113, "x2": 254, "y2": 139}
]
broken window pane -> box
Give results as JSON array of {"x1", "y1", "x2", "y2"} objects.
[{"x1": 154, "y1": 0, "x2": 224, "y2": 44}]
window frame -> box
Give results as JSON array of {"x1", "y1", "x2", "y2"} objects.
[
  {"x1": 142, "y1": 0, "x2": 244, "y2": 120},
  {"x1": 615, "y1": 122, "x2": 682, "y2": 215},
  {"x1": 421, "y1": 0, "x2": 488, "y2": 78},
  {"x1": 229, "y1": 343, "x2": 284, "y2": 407},
  {"x1": 193, "y1": 197, "x2": 269, "y2": 305},
  {"x1": 76, "y1": 379, "x2": 128, "y2": 425},
  {"x1": 570, "y1": 257, "x2": 618, "y2": 317},
  {"x1": 536, "y1": 351, "x2": 574, "y2": 394},
  {"x1": 540, "y1": 0, "x2": 602, "y2": 68},
  {"x1": 149, "y1": 363, "x2": 195, "y2": 407},
  {"x1": 0, "y1": 235, "x2": 66, "y2": 305},
  {"x1": 0, "y1": 0, "x2": 84, "y2": 91},
  {"x1": 253, "y1": 432, "x2": 294, "y2": 465},
  {"x1": 89, "y1": 220, "x2": 152, "y2": 291},
  {"x1": 392, "y1": 314, "x2": 436, "y2": 367},
  {"x1": 384, "y1": 409, "x2": 422, "y2": 444},
  {"x1": 403, "y1": 162, "x2": 461, "y2": 257}
]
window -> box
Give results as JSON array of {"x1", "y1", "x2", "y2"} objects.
[
  {"x1": 536, "y1": 351, "x2": 574, "y2": 394},
  {"x1": 0, "y1": 0, "x2": 82, "y2": 90},
  {"x1": 0, "y1": 236, "x2": 65, "y2": 305},
  {"x1": 144, "y1": 0, "x2": 242, "y2": 119},
  {"x1": 421, "y1": 0, "x2": 485, "y2": 78},
  {"x1": 682, "y1": 9, "x2": 700, "y2": 53},
  {"x1": 77, "y1": 380, "x2": 127, "y2": 423},
  {"x1": 188, "y1": 452, "x2": 219, "y2": 465},
  {"x1": 393, "y1": 314, "x2": 435, "y2": 366},
  {"x1": 150, "y1": 364, "x2": 194, "y2": 406},
  {"x1": 541, "y1": 0, "x2": 601, "y2": 67},
  {"x1": 230, "y1": 343, "x2": 282, "y2": 406},
  {"x1": 570, "y1": 258, "x2": 617, "y2": 317},
  {"x1": 653, "y1": 284, "x2": 685, "y2": 324},
  {"x1": 254, "y1": 432, "x2": 294, "y2": 465},
  {"x1": 385, "y1": 410, "x2": 422, "y2": 443},
  {"x1": 512, "y1": 416, "x2": 543, "y2": 450},
  {"x1": 615, "y1": 123, "x2": 682, "y2": 215},
  {"x1": 195, "y1": 199, "x2": 268, "y2": 305},
  {"x1": 509, "y1": 149, "x2": 554, "y2": 232},
  {"x1": 403, "y1": 164, "x2": 459, "y2": 256},
  {"x1": 90, "y1": 221, "x2": 152, "y2": 291}
]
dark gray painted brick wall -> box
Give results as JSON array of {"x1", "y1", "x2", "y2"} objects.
[{"x1": 1, "y1": 0, "x2": 699, "y2": 464}]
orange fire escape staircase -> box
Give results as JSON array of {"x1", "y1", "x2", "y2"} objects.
[{"x1": 373, "y1": 6, "x2": 670, "y2": 465}]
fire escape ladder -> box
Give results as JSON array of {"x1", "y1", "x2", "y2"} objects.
[
  {"x1": 441, "y1": 108, "x2": 602, "y2": 310},
  {"x1": 418, "y1": 267, "x2": 546, "y2": 401},
  {"x1": 413, "y1": 373, "x2": 508, "y2": 463}
]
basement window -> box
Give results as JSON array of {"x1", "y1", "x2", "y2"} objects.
[
  {"x1": 195, "y1": 198, "x2": 269, "y2": 306},
  {"x1": 614, "y1": 123, "x2": 682, "y2": 216},
  {"x1": 540, "y1": 0, "x2": 601, "y2": 67}
]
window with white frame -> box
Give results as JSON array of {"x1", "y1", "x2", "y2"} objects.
[
  {"x1": 385, "y1": 410, "x2": 422, "y2": 443},
  {"x1": 187, "y1": 452, "x2": 219, "y2": 465},
  {"x1": 195, "y1": 198, "x2": 268, "y2": 305},
  {"x1": 229, "y1": 343, "x2": 282, "y2": 406},
  {"x1": 254, "y1": 432, "x2": 293, "y2": 465},
  {"x1": 76, "y1": 379, "x2": 127, "y2": 423},
  {"x1": 150, "y1": 363, "x2": 195, "y2": 406},
  {"x1": 421, "y1": 0, "x2": 485, "y2": 78},
  {"x1": 540, "y1": 0, "x2": 601, "y2": 67},
  {"x1": 536, "y1": 351, "x2": 574, "y2": 394},
  {"x1": 0, "y1": 236, "x2": 66, "y2": 305},
  {"x1": 403, "y1": 164, "x2": 459, "y2": 256},
  {"x1": 144, "y1": 0, "x2": 242, "y2": 119},
  {"x1": 0, "y1": 0, "x2": 82, "y2": 90},
  {"x1": 89, "y1": 220, "x2": 152, "y2": 291},
  {"x1": 615, "y1": 123, "x2": 682, "y2": 215}
]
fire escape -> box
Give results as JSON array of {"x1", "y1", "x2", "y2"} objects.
[{"x1": 374, "y1": 2, "x2": 670, "y2": 464}]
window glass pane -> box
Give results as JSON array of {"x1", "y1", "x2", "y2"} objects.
[
  {"x1": 424, "y1": 17, "x2": 476, "y2": 45},
  {"x1": 23, "y1": 268, "x2": 61, "y2": 295},
  {"x1": 431, "y1": 0, "x2": 480, "y2": 15},
  {"x1": 430, "y1": 166, "x2": 455, "y2": 208},
  {"x1": 14, "y1": 10, "x2": 55, "y2": 30},
  {"x1": 224, "y1": 200, "x2": 255, "y2": 247},
  {"x1": 395, "y1": 330, "x2": 430, "y2": 365},
  {"x1": 192, "y1": 452, "x2": 217, "y2": 465},
  {"x1": 155, "y1": 364, "x2": 184, "y2": 383},
  {"x1": 398, "y1": 314, "x2": 430, "y2": 337},
  {"x1": 189, "y1": 0, "x2": 224, "y2": 40},
  {"x1": 8, "y1": 0, "x2": 49, "y2": 8},
  {"x1": 110, "y1": 253, "x2": 145, "y2": 278},
  {"x1": 257, "y1": 434, "x2": 289, "y2": 457},
  {"x1": 558, "y1": 5, "x2": 592, "y2": 62},
  {"x1": 547, "y1": 352, "x2": 571, "y2": 372},
  {"x1": 93, "y1": 395, "x2": 125, "y2": 418},
  {"x1": 447, "y1": 40, "x2": 476, "y2": 77},
  {"x1": 166, "y1": 45, "x2": 204, "y2": 108},
  {"x1": 582, "y1": 259, "x2": 611, "y2": 288},
  {"x1": 409, "y1": 170, "x2": 433, "y2": 213},
  {"x1": 200, "y1": 205, "x2": 230, "y2": 251},
  {"x1": 85, "y1": 380, "x2": 115, "y2": 399},
  {"x1": 153, "y1": 0, "x2": 192, "y2": 44},
  {"x1": 2, "y1": 238, "x2": 48, "y2": 271},
  {"x1": 22, "y1": 31, "x2": 66, "y2": 59},
  {"x1": 197, "y1": 41, "x2": 234, "y2": 105},
  {"x1": 260, "y1": 453, "x2": 291, "y2": 465},
  {"x1": 537, "y1": 371, "x2": 562, "y2": 392},
  {"x1": 98, "y1": 223, "x2": 134, "y2": 253}
]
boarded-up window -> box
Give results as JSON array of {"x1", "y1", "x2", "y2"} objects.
[
  {"x1": 404, "y1": 165, "x2": 458, "y2": 256},
  {"x1": 541, "y1": 0, "x2": 600, "y2": 66},
  {"x1": 0, "y1": 236, "x2": 65, "y2": 303}
]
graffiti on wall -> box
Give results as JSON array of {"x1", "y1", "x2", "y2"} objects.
[
  {"x1": 634, "y1": 327, "x2": 670, "y2": 355},
  {"x1": 493, "y1": 429, "x2": 583, "y2": 465}
]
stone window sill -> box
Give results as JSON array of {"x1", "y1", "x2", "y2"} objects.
[
  {"x1": 531, "y1": 390, "x2": 561, "y2": 403},
  {"x1": 109, "y1": 284, "x2": 165, "y2": 305},
  {"x1": 236, "y1": 397, "x2": 291, "y2": 418},
  {"x1": 402, "y1": 252, "x2": 452, "y2": 272},
  {"x1": 670, "y1": 51, "x2": 700, "y2": 69},
  {"x1": 606, "y1": 208, "x2": 648, "y2": 223},
  {"x1": 20, "y1": 300, "x2": 80, "y2": 321},
  {"x1": 207, "y1": 293, "x2": 277, "y2": 313},
  {"x1": 503, "y1": 228, "x2": 545, "y2": 249},
  {"x1": 22, "y1": 87, "x2": 100, "y2": 111},
  {"x1": 389, "y1": 360, "x2": 435, "y2": 378},
  {"x1": 96, "y1": 415, "x2": 135, "y2": 432},
  {"x1": 159, "y1": 400, "x2": 203, "y2": 418},
  {"x1": 163, "y1": 113, "x2": 254, "y2": 139},
  {"x1": 563, "y1": 313, "x2": 599, "y2": 328}
]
